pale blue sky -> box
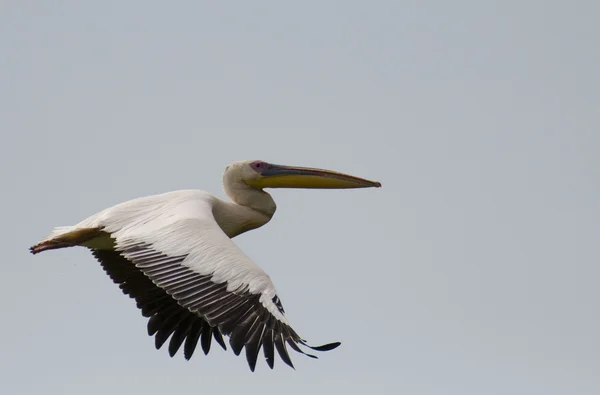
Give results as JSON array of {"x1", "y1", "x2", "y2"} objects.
[{"x1": 2, "y1": 1, "x2": 599, "y2": 394}]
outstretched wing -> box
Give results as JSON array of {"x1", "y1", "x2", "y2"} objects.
[
  {"x1": 92, "y1": 193, "x2": 339, "y2": 371},
  {"x1": 93, "y1": 249, "x2": 227, "y2": 360}
]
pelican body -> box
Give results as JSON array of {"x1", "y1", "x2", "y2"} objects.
[{"x1": 30, "y1": 160, "x2": 381, "y2": 371}]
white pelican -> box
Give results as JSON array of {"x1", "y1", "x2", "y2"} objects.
[{"x1": 30, "y1": 160, "x2": 381, "y2": 371}]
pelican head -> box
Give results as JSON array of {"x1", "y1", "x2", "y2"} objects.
[{"x1": 225, "y1": 160, "x2": 382, "y2": 190}]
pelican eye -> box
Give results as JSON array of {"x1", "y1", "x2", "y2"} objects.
[{"x1": 251, "y1": 161, "x2": 268, "y2": 172}]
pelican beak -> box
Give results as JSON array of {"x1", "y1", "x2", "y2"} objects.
[{"x1": 248, "y1": 164, "x2": 382, "y2": 189}]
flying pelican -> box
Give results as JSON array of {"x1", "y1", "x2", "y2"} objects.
[{"x1": 30, "y1": 160, "x2": 381, "y2": 371}]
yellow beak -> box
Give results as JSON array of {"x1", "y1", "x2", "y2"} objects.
[{"x1": 247, "y1": 164, "x2": 382, "y2": 189}]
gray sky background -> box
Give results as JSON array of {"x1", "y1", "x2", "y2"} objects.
[{"x1": 2, "y1": 1, "x2": 599, "y2": 394}]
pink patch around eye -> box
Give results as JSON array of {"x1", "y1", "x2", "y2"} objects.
[{"x1": 250, "y1": 161, "x2": 265, "y2": 171}]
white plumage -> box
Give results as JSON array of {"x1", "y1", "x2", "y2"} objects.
[
  {"x1": 74, "y1": 190, "x2": 287, "y2": 323},
  {"x1": 31, "y1": 160, "x2": 381, "y2": 371}
]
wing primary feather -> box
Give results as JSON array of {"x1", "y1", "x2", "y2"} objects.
[
  {"x1": 146, "y1": 305, "x2": 179, "y2": 336},
  {"x1": 229, "y1": 321, "x2": 251, "y2": 356},
  {"x1": 168, "y1": 316, "x2": 194, "y2": 357},
  {"x1": 287, "y1": 340, "x2": 317, "y2": 359},
  {"x1": 302, "y1": 341, "x2": 342, "y2": 352},
  {"x1": 184, "y1": 320, "x2": 203, "y2": 360},
  {"x1": 154, "y1": 311, "x2": 186, "y2": 350},
  {"x1": 231, "y1": 313, "x2": 262, "y2": 355},
  {"x1": 242, "y1": 313, "x2": 262, "y2": 344},
  {"x1": 274, "y1": 332, "x2": 294, "y2": 369},
  {"x1": 147, "y1": 314, "x2": 162, "y2": 336},
  {"x1": 245, "y1": 323, "x2": 266, "y2": 372},
  {"x1": 201, "y1": 322, "x2": 213, "y2": 355},
  {"x1": 138, "y1": 295, "x2": 171, "y2": 317},
  {"x1": 263, "y1": 328, "x2": 275, "y2": 369},
  {"x1": 219, "y1": 303, "x2": 257, "y2": 334},
  {"x1": 212, "y1": 328, "x2": 227, "y2": 350}
]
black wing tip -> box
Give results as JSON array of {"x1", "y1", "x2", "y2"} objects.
[
  {"x1": 265, "y1": 357, "x2": 274, "y2": 369},
  {"x1": 305, "y1": 341, "x2": 342, "y2": 352},
  {"x1": 213, "y1": 330, "x2": 227, "y2": 351}
]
